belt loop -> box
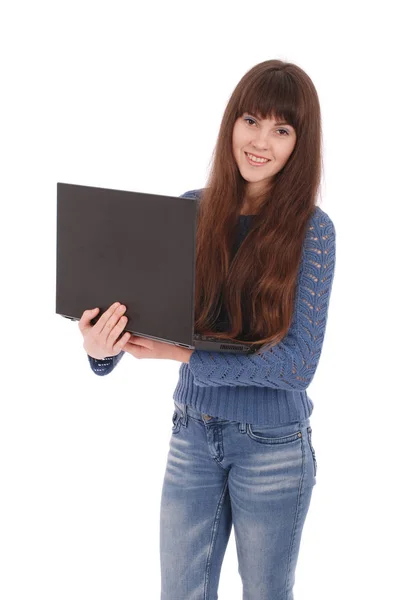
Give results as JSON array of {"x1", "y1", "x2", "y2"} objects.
[
  {"x1": 182, "y1": 403, "x2": 188, "y2": 427},
  {"x1": 239, "y1": 421, "x2": 246, "y2": 433}
]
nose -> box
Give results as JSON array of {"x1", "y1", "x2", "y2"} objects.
[{"x1": 251, "y1": 131, "x2": 269, "y2": 151}]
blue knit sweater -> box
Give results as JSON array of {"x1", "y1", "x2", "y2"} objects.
[{"x1": 87, "y1": 189, "x2": 336, "y2": 425}]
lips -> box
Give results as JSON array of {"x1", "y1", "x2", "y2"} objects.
[
  {"x1": 245, "y1": 152, "x2": 270, "y2": 166},
  {"x1": 246, "y1": 152, "x2": 270, "y2": 160}
]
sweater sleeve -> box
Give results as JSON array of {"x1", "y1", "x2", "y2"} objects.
[
  {"x1": 188, "y1": 209, "x2": 336, "y2": 390},
  {"x1": 87, "y1": 351, "x2": 125, "y2": 376}
]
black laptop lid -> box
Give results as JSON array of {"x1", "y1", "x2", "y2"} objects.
[{"x1": 56, "y1": 182, "x2": 199, "y2": 347}]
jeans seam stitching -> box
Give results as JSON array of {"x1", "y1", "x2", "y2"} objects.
[
  {"x1": 284, "y1": 431, "x2": 306, "y2": 597},
  {"x1": 203, "y1": 477, "x2": 229, "y2": 599}
]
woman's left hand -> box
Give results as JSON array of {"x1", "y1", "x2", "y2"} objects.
[{"x1": 121, "y1": 334, "x2": 193, "y2": 362}]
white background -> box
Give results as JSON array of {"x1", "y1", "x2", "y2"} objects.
[{"x1": 1, "y1": 1, "x2": 400, "y2": 598}]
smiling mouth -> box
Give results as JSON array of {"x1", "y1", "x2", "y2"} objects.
[{"x1": 245, "y1": 152, "x2": 271, "y2": 165}]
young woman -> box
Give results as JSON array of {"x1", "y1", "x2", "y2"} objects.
[{"x1": 80, "y1": 59, "x2": 336, "y2": 599}]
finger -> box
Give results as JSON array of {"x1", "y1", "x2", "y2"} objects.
[
  {"x1": 115, "y1": 330, "x2": 132, "y2": 352},
  {"x1": 96, "y1": 302, "x2": 125, "y2": 336},
  {"x1": 78, "y1": 307, "x2": 100, "y2": 332},
  {"x1": 123, "y1": 342, "x2": 145, "y2": 359},
  {"x1": 108, "y1": 317, "x2": 130, "y2": 349},
  {"x1": 129, "y1": 335, "x2": 152, "y2": 348}
]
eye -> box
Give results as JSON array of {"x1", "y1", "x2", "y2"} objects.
[{"x1": 244, "y1": 117, "x2": 290, "y2": 136}]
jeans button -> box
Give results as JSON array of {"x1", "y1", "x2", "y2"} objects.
[{"x1": 202, "y1": 414, "x2": 212, "y2": 420}]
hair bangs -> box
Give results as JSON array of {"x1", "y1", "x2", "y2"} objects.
[{"x1": 237, "y1": 72, "x2": 301, "y2": 131}]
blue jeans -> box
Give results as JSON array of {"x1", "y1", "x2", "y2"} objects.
[{"x1": 160, "y1": 400, "x2": 317, "y2": 600}]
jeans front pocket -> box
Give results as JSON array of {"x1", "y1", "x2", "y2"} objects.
[
  {"x1": 246, "y1": 421, "x2": 303, "y2": 445},
  {"x1": 307, "y1": 426, "x2": 317, "y2": 476}
]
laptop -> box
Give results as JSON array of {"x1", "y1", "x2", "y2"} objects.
[{"x1": 56, "y1": 182, "x2": 261, "y2": 355}]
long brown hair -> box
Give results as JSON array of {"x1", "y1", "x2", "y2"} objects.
[{"x1": 195, "y1": 59, "x2": 323, "y2": 351}]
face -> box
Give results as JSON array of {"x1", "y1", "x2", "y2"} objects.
[{"x1": 232, "y1": 112, "x2": 297, "y2": 200}]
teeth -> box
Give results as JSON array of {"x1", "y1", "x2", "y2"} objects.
[{"x1": 246, "y1": 152, "x2": 269, "y2": 163}]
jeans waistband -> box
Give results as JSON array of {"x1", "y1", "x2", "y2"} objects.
[{"x1": 174, "y1": 400, "x2": 247, "y2": 427}]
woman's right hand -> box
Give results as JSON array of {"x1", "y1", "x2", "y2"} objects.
[{"x1": 79, "y1": 302, "x2": 132, "y2": 360}]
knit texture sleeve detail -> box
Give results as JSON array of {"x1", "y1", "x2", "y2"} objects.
[
  {"x1": 179, "y1": 189, "x2": 203, "y2": 199},
  {"x1": 188, "y1": 208, "x2": 336, "y2": 390},
  {"x1": 87, "y1": 351, "x2": 125, "y2": 376}
]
